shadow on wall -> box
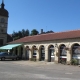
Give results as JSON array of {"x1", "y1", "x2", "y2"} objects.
[{"x1": 7, "y1": 34, "x2": 13, "y2": 43}]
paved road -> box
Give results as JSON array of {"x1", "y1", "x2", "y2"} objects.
[{"x1": 0, "y1": 61, "x2": 80, "y2": 80}]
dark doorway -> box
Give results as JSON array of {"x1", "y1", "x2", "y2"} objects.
[
  {"x1": 40, "y1": 46, "x2": 45, "y2": 61},
  {"x1": 21, "y1": 47, "x2": 23, "y2": 59},
  {"x1": 48, "y1": 45, "x2": 54, "y2": 62},
  {"x1": 32, "y1": 46, "x2": 37, "y2": 61},
  {"x1": 0, "y1": 39, "x2": 3, "y2": 46},
  {"x1": 59, "y1": 44, "x2": 67, "y2": 64},
  {"x1": 72, "y1": 43, "x2": 80, "y2": 64},
  {"x1": 26, "y1": 46, "x2": 29, "y2": 60},
  {"x1": 15, "y1": 47, "x2": 18, "y2": 55}
]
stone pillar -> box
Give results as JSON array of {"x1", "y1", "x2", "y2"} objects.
[
  {"x1": 18, "y1": 47, "x2": 22, "y2": 58},
  {"x1": 54, "y1": 48, "x2": 58, "y2": 63},
  {"x1": 45, "y1": 49, "x2": 48, "y2": 62},
  {"x1": 13, "y1": 48, "x2": 16, "y2": 55},
  {"x1": 17, "y1": 47, "x2": 20, "y2": 56},
  {"x1": 22, "y1": 46, "x2": 26, "y2": 60},
  {"x1": 36, "y1": 50, "x2": 40, "y2": 61},
  {"x1": 29, "y1": 50, "x2": 32, "y2": 61},
  {"x1": 67, "y1": 50, "x2": 71, "y2": 64}
]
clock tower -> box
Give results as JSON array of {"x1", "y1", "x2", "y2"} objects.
[{"x1": 0, "y1": 0, "x2": 9, "y2": 46}]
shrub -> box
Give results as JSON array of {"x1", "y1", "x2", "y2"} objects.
[
  {"x1": 71, "y1": 59, "x2": 78, "y2": 65},
  {"x1": 31, "y1": 58, "x2": 36, "y2": 61}
]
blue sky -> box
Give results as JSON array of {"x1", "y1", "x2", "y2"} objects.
[{"x1": 1, "y1": 0, "x2": 80, "y2": 34}]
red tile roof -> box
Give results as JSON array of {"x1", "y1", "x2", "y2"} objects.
[{"x1": 9, "y1": 30, "x2": 80, "y2": 44}]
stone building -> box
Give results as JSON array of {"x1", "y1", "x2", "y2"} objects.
[
  {"x1": 0, "y1": 0, "x2": 13, "y2": 46},
  {"x1": 0, "y1": 0, "x2": 80, "y2": 65},
  {"x1": 2, "y1": 29, "x2": 79, "y2": 65}
]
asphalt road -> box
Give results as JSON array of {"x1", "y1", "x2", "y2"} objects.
[{"x1": 0, "y1": 61, "x2": 80, "y2": 80}]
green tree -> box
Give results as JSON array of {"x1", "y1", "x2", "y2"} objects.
[
  {"x1": 30, "y1": 29, "x2": 39, "y2": 36},
  {"x1": 12, "y1": 31, "x2": 16, "y2": 38},
  {"x1": 12, "y1": 29, "x2": 30, "y2": 40},
  {"x1": 18, "y1": 31, "x2": 22, "y2": 38},
  {"x1": 22, "y1": 29, "x2": 26, "y2": 37},
  {"x1": 21, "y1": 29, "x2": 30, "y2": 37},
  {"x1": 25, "y1": 29, "x2": 30, "y2": 36},
  {"x1": 12, "y1": 31, "x2": 19, "y2": 40}
]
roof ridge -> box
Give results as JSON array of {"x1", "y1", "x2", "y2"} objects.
[
  {"x1": 53, "y1": 29, "x2": 80, "y2": 34},
  {"x1": 23, "y1": 29, "x2": 80, "y2": 38},
  {"x1": 9, "y1": 29, "x2": 80, "y2": 44}
]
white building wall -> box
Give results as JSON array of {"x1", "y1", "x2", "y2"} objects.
[{"x1": 23, "y1": 38, "x2": 80, "y2": 64}]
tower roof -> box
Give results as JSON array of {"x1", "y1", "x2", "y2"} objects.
[
  {"x1": 0, "y1": 0, "x2": 9, "y2": 17},
  {"x1": 1, "y1": 0, "x2": 5, "y2": 9}
]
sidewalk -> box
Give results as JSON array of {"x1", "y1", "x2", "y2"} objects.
[
  {"x1": 12, "y1": 60, "x2": 55, "y2": 66},
  {"x1": 11, "y1": 60, "x2": 80, "y2": 72}
]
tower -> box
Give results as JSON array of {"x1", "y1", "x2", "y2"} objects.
[{"x1": 0, "y1": 0, "x2": 9, "y2": 46}]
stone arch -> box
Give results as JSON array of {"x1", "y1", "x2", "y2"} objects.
[
  {"x1": 48, "y1": 45, "x2": 55, "y2": 62},
  {"x1": 15, "y1": 47, "x2": 18, "y2": 55},
  {"x1": 19, "y1": 46, "x2": 23, "y2": 59},
  {"x1": 71, "y1": 43, "x2": 80, "y2": 64},
  {"x1": 39, "y1": 45, "x2": 45, "y2": 61},
  {"x1": 58, "y1": 44, "x2": 67, "y2": 63},
  {"x1": 25, "y1": 46, "x2": 30, "y2": 60},
  {"x1": 26, "y1": 46, "x2": 29, "y2": 48},
  {"x1": 31, "y1": 45, "x2": 37, "y2": 60}
]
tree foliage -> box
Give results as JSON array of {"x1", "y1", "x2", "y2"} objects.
[
  {"x1": 12, "y1": 29, "x2": 30, "y2": 40},
  {"x1": 12, "y1": 28, "x2": 53, "y2": 41},
  {"x1": 30, "y1": 29, "x2": 39, "y2": 36}
]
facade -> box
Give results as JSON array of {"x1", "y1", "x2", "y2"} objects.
[
  {"x1": 0, "y1": 1, "x2": 80, "y2": 65},
  {"x1": 0, "y1": 0, "x2": 9, "y2": 46},
  {"x1": 8, "y1": 30, "x2": 80, "y2": 64}
]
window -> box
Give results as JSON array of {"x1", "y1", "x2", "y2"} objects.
[
  {"x1": 1, "y1": 18, "x2": 5, "y2": 23},
  {"x1": 1, "y1": 29, "x2": 4, "y2": 32},
  {"x1": 1, "y1": 24, "x2": 5, "y2": 27},
  {"x1": 0, "y1": 39, "x2": 3, "y2": 46}
]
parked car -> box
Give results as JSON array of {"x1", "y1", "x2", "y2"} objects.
[{"x1": 0, "y1": 52, "x2": 20, "y2": 61}]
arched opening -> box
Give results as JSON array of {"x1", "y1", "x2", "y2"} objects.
[
  {"x1": 15, "y1": 47, "x2": 18, "y2": 56},
  {"x1": 59, "y1": 44, "x2": 67, "y2": 64},
  {"x1": 48, "y1": 45, "x2": 54, "y2": 62},
  {"x1": 32, "y1": 46, "x2": 37, "y2": 61},
  {"x1": 19, "y1": 46, "x2": 23, "y2": 60},
  {"x1": 0, "y1": 39, "x2": 3, "y2": 47},
  {"x1": 72, "y1": 43, "x2": 80, "y2": 64},
  {"x1": 40, "y1": 45, "x2": 45, "y2": 61},
  {"x1": 10, "y1": 48, "x2": 13, "y2": 53},
  {"x1": 26, "y1": 46, "x2": 29, "y2": 60}
]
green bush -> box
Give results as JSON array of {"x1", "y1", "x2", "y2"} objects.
[
  {"x1": 31, "y1": 58, "x2": 36, "y2": 61},
  {"x1": 71, "y1": 59, "x2": 78, "y2": 65}
]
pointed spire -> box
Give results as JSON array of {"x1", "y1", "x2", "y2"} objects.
[
  {"x1": 1, "y1": 0, "x2": 5, "y2": 9},
  {"x1": 2, "y1": 0, "x2": 4, "y2": 3}
]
